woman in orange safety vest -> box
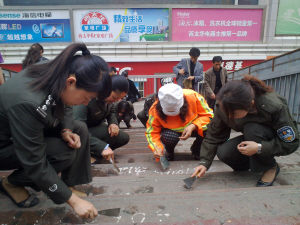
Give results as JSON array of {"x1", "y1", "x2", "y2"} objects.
[{"x1": 145, "y1": 83, "x2": 214, "y2": 161}]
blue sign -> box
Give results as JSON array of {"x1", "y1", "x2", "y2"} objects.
[{"x1": 0, "y1": 11, "x2": 71, "y2": 43}]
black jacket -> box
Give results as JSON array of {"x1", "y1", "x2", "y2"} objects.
[{"x1": 127, "y1": 79, "x2": 141, "y2": 99}]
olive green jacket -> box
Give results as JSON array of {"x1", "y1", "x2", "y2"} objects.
[
  {"x1": 199, "y1": 92, "x2": 300, "y2": 170},
  {"x1": 0, "y1": 70, "x2": 73, "y2": 204},
  {"x1": 73, "y1": 98, "x2": 118, "y2": 151}
]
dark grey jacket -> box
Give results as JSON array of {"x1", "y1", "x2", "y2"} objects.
[{"x1": 173, "y1": 58, "x2": 203, "y2": 92}]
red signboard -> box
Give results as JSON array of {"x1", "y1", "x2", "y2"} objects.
[{"x1": 2, "y1": 59, "x2": 263, "y2": 96}]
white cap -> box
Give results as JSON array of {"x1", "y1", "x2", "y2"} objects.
[{"x1": 158, "y1": 83, "x2": 184, "y2": 116}]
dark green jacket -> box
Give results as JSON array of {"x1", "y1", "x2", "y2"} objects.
[
  {"x1": 199, "y1": 91, "x2": 300, "y2": 170},
  {"x1": 0, "y1": 69, "x2": 73, "y2": 204},
  {"x1": 73, "y1": 99, "x2": 118, "y2": 151}
]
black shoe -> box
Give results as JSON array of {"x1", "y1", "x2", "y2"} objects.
[
  {"x1": 192, "y1": 154, "x2": 200, "y2": 160},
  {"x1": 257, "y1": 163, "x2": 280, "y2": 187},
  {"x1": 190, "y1": 147, "x2": 200, "y2": 160},
  {"x1": 165, "y1": 151, "x2": 174, "y2": 161},
  {"x1": 133, "y1": 114, "x2": 137, "y2": 120},
  {"x1": 0, "y1": 179, "x2": 39, "y2": 208}
]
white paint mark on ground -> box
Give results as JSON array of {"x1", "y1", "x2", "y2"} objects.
[{"x1": 132, "y1": 213, "x2": 146, "y2": 223}]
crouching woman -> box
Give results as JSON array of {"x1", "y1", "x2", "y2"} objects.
[
  {"x1": 193, "y1": 75, "x2": 299, "y2": 187},
  {"x1": 0, "y1": 43, "x2": 111, "y2": 219}
]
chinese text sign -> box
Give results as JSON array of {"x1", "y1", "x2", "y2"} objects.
[
  {"x1": 0, "y1": 10, "x2": 71, "y2": 43},
  {"x1": 172, "y1": 8, "x2": 263, "y2": 41},
  {"x1": 73, "y1": 8, "x2": 169, "y2": 42}
]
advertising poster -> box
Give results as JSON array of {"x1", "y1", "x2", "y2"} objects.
[
  {"x1": 73, "y1": 8, "x2": 169, "y2": 42},
  {"x1": 0, "y1": 10, "x2": 71, "y2": 43},
  {"x1": 172, "y1": 8, "x2": 263, "y2": 42},
  {"x1": 276, "y1": 0, "x2": 300, "y2": 35}
]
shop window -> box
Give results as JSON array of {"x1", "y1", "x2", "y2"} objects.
[{"x1": 238, "y1": 0, "x2": 258, "y2": 5}]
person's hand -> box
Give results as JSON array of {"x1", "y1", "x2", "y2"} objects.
[
  {"x1": 102, "y1": 147, "x2": 114, "y2": 161},
  {"x1": 62, "y1": 132, "x2": 81, "y2": 149},
  {"x1": 211, "y1": 93, "x2": 216, "y2": 99},
  {"x1": 191, "y1": 165, "x2": 207, "y2": 178},
  {"x1": 153, "y1": 146, "x2": 162, "y2": 159},
  {"x1": 67, "y1": 193, "x2": 98, "y2": 219},
  {"x1": 187, "y1": 76, "x2": 194, "y2": 80},
  {"x1": 138, "y1": 98, "x2": 142, "y2": 101},
  {"x1": 118, "y1": 113, "x2": 123, "y2": 116},
  {"x1": 179, "y1": 124, "x2": 196, "y2": 140},
  {"x1": 237, "y1": 141, "x2": 259, "y2": 156},
  {"x1": 179, "y1": 69, "x2": 185, "y2": 75},
  {"x1": 108, "y1": 124, "x2": 119, "y2": 137}
]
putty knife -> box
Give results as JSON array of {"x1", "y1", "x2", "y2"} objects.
[
  {"x1": 183, "y1": 172, "x2": 200, "y2": 189},
  {"x1": 153, "y1": 144, "x2": 170, "y2": 170},
  {"x1": 98, "y1": 208, "x2": 120, "y2": 217},
  {"x1": 109, "y1": 158, "x2": 120, "y2": 173}
]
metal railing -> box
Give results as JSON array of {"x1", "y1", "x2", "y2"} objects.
[
  {"x1": 229, "y1": 48, "x2": 300, "y2": 129},
  {"x1": 1, "y1": 67, "x2": 18, "y2": 82}
]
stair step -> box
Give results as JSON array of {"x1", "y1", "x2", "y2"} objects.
[{"x1": 0, "y1": 185, "x2": 299, "y2": 224}]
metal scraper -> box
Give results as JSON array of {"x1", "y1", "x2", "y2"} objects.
[
  {"x1": 109, "y1": 158, "x2": 120, "y2": 173},
  {"x1": 183, "y1": 172, "x2": 200, "y2": 189},
  {"x1": 98, "y1": 208, "x2": 120, "y2": 217},
  {"x1": 153, "y1": 144, "x2": 170, "y2": 170}
]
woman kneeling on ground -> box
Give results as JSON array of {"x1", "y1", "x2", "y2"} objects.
[
  {"x1": 146, "y1": 83, "x2": 214, "y2": 161},
  {"x1": 0, "y1": 43, "x2": 111, "y2": 219},
  {"x1": 192, "y1": 75, "x2": 299, "y2": 187},
  {"x1": 115, "y1": 100, "x2": 136, "y2": 129},
  {"x1": 73, "y1": 75, "x2": 130, "y2": 164}
]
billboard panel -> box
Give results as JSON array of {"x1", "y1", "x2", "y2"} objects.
[
  {"x1": 172, "y1": 8, "x2": 263, "y2": 42},
  {"x1": 0, "y1": 10, "x2": 71, "y2": 43},
  {"x1": 73, "y1": 8, "x2": 169, "y2": 42},
  {"x1": 276, "y1": 0, "x2": 300, "y2": 35}
]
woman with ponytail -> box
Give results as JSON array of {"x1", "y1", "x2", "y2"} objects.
[
  {"x1": 0, "y1": 43, "x2": 111, "y2": 219},
  {"x1": 192, "y1": 75, "x2": 299, "y2": 187},
  {"x1": 22, "y1": 43, "x2": 48, "y2": 70}
]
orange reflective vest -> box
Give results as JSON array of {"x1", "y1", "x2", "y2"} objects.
[{"x1": 145, "y1": 89, "x2": 214, "y2": 155}]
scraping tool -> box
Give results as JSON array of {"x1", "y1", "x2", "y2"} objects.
[
  {"x1": 183, "y1": 172, "x2": 200, "y2": 189},
  {"x1": 98, "y1": 208, "x2": 120, "y2": 217},
  {"x1": 109, "y1": 158, "x2": 120, "y2": 173},
  {"x1": 153, "y1": 144, "x2": 170, "y2": 170}
]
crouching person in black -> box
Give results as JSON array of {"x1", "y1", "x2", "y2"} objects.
[
  {"x1": 0, "y1": 43, "x2": 111, "y2": 219},
  {"x1": 137, "y1": 93, "x2": 158, "y2": 127}
]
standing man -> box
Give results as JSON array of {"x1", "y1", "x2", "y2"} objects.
[
  {"x1": 121, "y1": 70, "x2": 142, "y2": 104},
  {"x1": 173, "y1": 47, "x2": 203, "y2": 92},
  {"x1": 204, "y1": 56, "x2": 228, "y2": 111}
]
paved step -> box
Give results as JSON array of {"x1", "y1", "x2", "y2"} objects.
[
  {"x1": 1, "y1": 125, "x2": 299, "y2": 225},
  {"x1": 0, "y1": 185, "x2": 299, "y2": 224}
]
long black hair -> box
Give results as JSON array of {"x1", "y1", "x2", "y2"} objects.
[
  {"x1": 27, "y1": 43, "x2": 112, "y2": 100},
  {"x1": 22, "y1": 43, "x2": 44, "y2": 69},
  {"x1": 111, "y1": 75, "x2": 129, "y2": 94},
  {"x1": 156, "y1": 96, "x2": 189, "y2": 123},
  {"x1": 217, "y1": 75, "x2": 274, "y2": 121},
  {"x1": 116, "y1": 100, "x2": 132, "y2": 114}
]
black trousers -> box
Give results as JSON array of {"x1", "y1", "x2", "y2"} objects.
[
  {"x1": 127, "y1": 96, "x2": 138, "y2": 104},
  {"x1": 88, "y1": 123, "x2": 130, "y2": 156},
  {"x1": 137, "y1": 110, "x2": 148, "y2": 127},
  {"x1": 216, "y1": 123, "x2": 277, "y2": 173},
  {"x1": 0, "y1": 120, "x2": 92, "y2": 190},
  {"x1": 117, "y1": 114, "x2": 133, "y2": 128},
  {"x1": 160, "y1": 128, "x2": 204, "y2": 156},
  {"x1": 206, "y1": 87, "x2": 221, "y2": 111}
]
